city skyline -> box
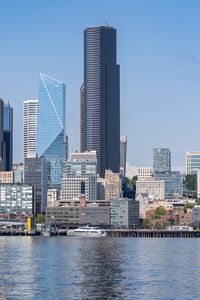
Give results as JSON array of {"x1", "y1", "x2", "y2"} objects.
[{"x1": 1, "y1": 1, "x2": 200, "y2": 168}]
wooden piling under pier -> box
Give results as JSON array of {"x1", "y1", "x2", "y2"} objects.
[{"x1": 106, "y1": 229, "x2": 200, "y2": 238}]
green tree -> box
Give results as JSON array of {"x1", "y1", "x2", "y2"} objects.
[
  {"x1": 184, "y1": 174, "x2": 197, "y2": 191},
  {"x1": 143, "y1": 219, "x2": 151, "y2": 229},
  {"x1": 154, "y1": 221, "x2": 162, "y2": 230},
  {"x1": 154, "y1": 206, "x2": 167, "y2": 219},
  {"x1": 184, "y1": 203, "x2": 195, "y2": 213},
  {"x1": 196, "y1": 198, "x2": 200, "y2": 205},
  {"x1": 131, "y1": 175, "x2": 138, "y2": 190},
  {"x1": 35, "y1": 214, "x2": 45, "y2": 224}
]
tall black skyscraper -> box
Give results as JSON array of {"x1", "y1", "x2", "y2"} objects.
[
  {"x1": 4, "y1": 102, "x2": 13, "y2": 171},
  {"x1": 81, "y1": 25, "x2": 120, "y2": 177},
  {"x1": 0, "y1": 99, "x2": 4, "y2": 171}
]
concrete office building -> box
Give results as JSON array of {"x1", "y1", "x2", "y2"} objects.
[
  {"x1": 4, "y1": 102, "x2": 13, "y2": 171},
  {"x1": 0, "y1": 184, "x2": 33, "y2": 217},
  {"x1": 23, "y1": 100, "x2": 38, "y2": 159},
  {"x1": 110, "y1": 198, "x2": 139, "y2": 228},
  {"x1": 120, "y1": 136, "x2": 127, "y2": 177},
  {"x1": 81, "y1": 26, "x2": 120, "y2": 177},
  {"x1": 0, "y1": 171, "x2": 13, "y2": 183},
  {"x1": 137, "y1": 167, "x2": 153, "y2": 180},
  {"x1": 24, "y1": 157, "x2": 48, "y2": 215},
  {"x1": 62, "y1": 151, "x2": 97, "y2": 201},
  {"x1": 186, "y1": 151, "x2": 200, "y2": 175},
  {"x1": 47, "y1": 188, "x2": 59, "y2": 207},
  {"x1": 136, "y1": 177, "x2": 165, "y2": 200},
  {"x1": 105, "y1": 169, "x2": 121, "y2": 201},
  {"x1": 79, "y1": 205, "x2": 110, "y2": 226},
  {"x1": 153, "y1": 148, "x2": 171, "y2": 173}
]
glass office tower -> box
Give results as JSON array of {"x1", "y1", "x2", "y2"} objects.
[
  {"x1": 37, "y1": 73, "x2": 67, "y2": 188},
  {"x1": 153, "y1": 148, "x2": 171, "y2": 173},
  {"x1": 4, "y1": 102, "x2": 13, "y2": 171}
]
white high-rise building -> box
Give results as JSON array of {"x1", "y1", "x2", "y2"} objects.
[
  {"x1": 186, "y1": 151, "x2": 200, "y2": 175},
  {"x1": 23, "y1": 100, "x2": 38, "y2": 159}
]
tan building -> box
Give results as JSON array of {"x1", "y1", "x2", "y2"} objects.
[
  {"x1": 0, "y1": 171, "x2": 13, "y2": 183},
  {"x1": 61, "y1": 177, "x2": 89, "y2": 201},
  {"x1": 47, "y1": 188, "x2": 59, "y2": 207},
  {"x1": 136, "y1": 177, "x2": 164, "y2": 200},
  {"x1": 137, "y1": 167, "x2": 153, "y2": 181},
  {"x1": 105, "y1": 169, "x2": 121, "y2": 201}
]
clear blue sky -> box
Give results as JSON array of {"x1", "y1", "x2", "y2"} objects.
[{"x1": 0, "y1": 0, "x2": 200, "y2": 168}]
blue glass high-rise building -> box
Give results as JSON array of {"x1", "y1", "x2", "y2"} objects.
[
  {"x1": 4, "y1": 102, "x2": 13, "y2": 171},
  {"x1": 37, "y1": 73, "x2": 67, "y2": 188}
]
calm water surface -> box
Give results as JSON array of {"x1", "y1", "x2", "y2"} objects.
[{"x1": 0, "y1": 237, "x2": 199, "y2": 299}]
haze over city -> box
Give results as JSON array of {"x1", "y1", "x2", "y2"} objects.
[{"x1": 1, "y1": 0, "x2": 200, "y2": 169}]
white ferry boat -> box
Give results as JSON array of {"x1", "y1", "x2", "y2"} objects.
[{"x1": 67, "y1": 226, "x2": 107, "y2": 237}]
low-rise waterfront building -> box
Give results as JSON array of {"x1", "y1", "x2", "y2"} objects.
[
  {"x1": 0, "y1": 183, "x2": 33, "y2": 218},
  {"x1": 192, "y1": 206, "x2": 200, "y2": 227},
  {"x1": 79, "y1": 205, "x2": 110, "y2": 226},
  {"x1": 110, "y1": 198, "x2": 139, "y2": 228}
]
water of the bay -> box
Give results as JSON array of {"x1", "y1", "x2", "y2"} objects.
[{"x1": 0, "y1": 237, "x2": 199, "y2": 299}]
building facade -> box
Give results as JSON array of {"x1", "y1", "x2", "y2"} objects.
[
  {"x1": 23, "y1": 100, "x2": 38, "y2": 159},
  {"x1": 62, "y1": 151, "x2": 97, "y2": 201},
  {"x1": 110, "y1": 198, "x2": 139, "y2": 228},
  {"x1": 120, "y1": 136, "x2": 127, "y2": 177},
  {"x1": 105, "y1": 169, "x2": 121, "y2": 201},
  {"x1": 192, "y1": 206, "x2": 200, "y2": 227},
  {"x1": 137, "y1": 167, "x2": 153, "y2": 181},
  {"x1": 186, "y1": 151, "x2": 200, "y2": 175},
  {"x1": 0, "y1": 100, "x2": 5, "y2": 171},
  {"x1": 136, "y1": 177, "x2": 165, "y2": 200},
  {"x1": 154, "y1": 171, "x2": 183, "y2": 199},
  {"x1": 4, "y1": 102, "x2": 13, "y2": 170},
  {"x1": 153, "y1": 148, "x2": 171, "y2": 173},
  {"x1": 0, "y1": 184, "x2": 33, "y2": 217},
  {"x1": 13, "y1": 163, "x2": 24, "y2": 183},
  {"x1": 37, "y1": 73, "x2": 67, "y2": 188},
  {"x1": 0, "y1": 171, "x2": 13, "y2": 183},
  {"x1": 97, "y1": 177, "x2": 105, "y2": 200},
  {"x1": 81, "y1": 26, "x2": 120, "y2": 177},
  {"x1": 24, "y1": 157, "x2": 48, "y2": 215}
]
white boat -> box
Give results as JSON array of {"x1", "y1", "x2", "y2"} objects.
[{"x1": 67, "y1": 226, "x2": 107, "y2": 237}]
